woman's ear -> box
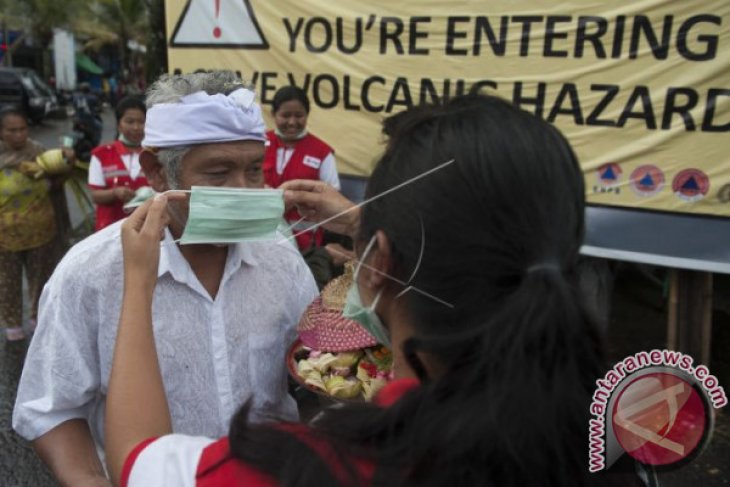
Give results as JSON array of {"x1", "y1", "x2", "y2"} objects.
[
  {"x1": 140, "y1": 151, "x2": 168, "y2": 192},
  {"x1": 366, "y1": 230, "x2": 393, "y2": 289}
]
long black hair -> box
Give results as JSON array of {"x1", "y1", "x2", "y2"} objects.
[{"x1": 229, "y1": 94, "x2": 603, "y2": 486}]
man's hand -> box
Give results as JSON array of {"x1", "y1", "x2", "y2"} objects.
[{"x1": 281, "y1": 180, "x2": 360, "y2": 239}]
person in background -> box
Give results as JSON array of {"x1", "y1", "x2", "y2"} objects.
[
  {"x1": 13, "y1": 70, "x2": 317, "y2": 487},
  {"x1": 0, "y1": 108, "x2": 71, "y2": 341},
  {"x1": 106, "y1": 94, "x2": 608, "y2": 486},
  {"x1": 88, "y1": 96, "x2": 148, "y2": 231},
  {"x1": 264, "y1": 85, "x2": 352, "y2": 287}
]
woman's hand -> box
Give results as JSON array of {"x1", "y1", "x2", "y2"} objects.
[
  {"x1": 113, "y1": 186, "x2": 135, "y2": 202},
  {"x1": 109, "y1": 193, "x2": 183, "y2": 486},
  {"x1": 61, "y1": 147, "x2": 76, "y2": 163},
  {"x1": 120, "y1": 195, "x2": 171, "y2": 293},
  {"x1": 325, "y1": 243, "x2": 355, "y2": 266},
  {"x1": 281, "y1": 180, "x2": 361, "y2": 239}
]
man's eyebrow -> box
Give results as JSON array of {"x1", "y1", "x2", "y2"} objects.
[
  {"x1": 203, "y1": 156, "x2": 237, "y2": 166},
  {"x1": 246, "y1": 155, "x2": 265, "y2": 166}
]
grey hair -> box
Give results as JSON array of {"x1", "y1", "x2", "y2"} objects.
[
  {"x1": 156, "y1": 146, "x2": 190, "y2": 189},
  {"x1": 145, "y1": 70, "x2": 252, "y2": 107},
  {"x1": 146, "y1": 70, "x2": 251, "y2": 186}
]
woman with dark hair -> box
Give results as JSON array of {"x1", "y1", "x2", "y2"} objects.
[
  {"x1": 88, "y1": 95, "x2": 148, "y2": 231},
  {"x1": 263, "y1": 86, "x2": 350, "y2": 277},
  {"x1": 107, "y1": 94, "x2": 604, "y2": 486}
]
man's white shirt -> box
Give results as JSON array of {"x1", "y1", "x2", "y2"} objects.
[{"x1": 13, "y1": 221, "x2": 318, "y2": 450}]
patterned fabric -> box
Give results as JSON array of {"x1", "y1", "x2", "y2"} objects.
[
  {"x1": 13, "y1": 221, "x2": 318, "y2": 450},
  {"x1": 0, "y1": 141, "x2": 56, "y2": 251},
  {"x1": 0, "y1": 239, "x2": 57, "y2": 328}
]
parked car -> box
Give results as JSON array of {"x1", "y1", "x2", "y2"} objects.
[{"x1": 0, "y1": 67, "x2": 59, "y2": 123}]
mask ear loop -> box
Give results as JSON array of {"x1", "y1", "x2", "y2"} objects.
[
  {"x1": 353, "y1": 235, "x2": 378, "y2": 281},
  {"x1": 281, "y1": 215, "x2": 308, "y2": 234}
]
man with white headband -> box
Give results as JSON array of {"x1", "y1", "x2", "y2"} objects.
[{"x1": 13, "y1": 71, "x2": 318, "y2": 486}]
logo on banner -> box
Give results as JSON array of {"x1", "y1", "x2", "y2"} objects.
[
  {"x1": 594, "y1": 163, "x2": 622, "y2": 194},
  {"x1": 672, "y1": 169, "x2": 710, "y2": 202},
  {"x1": 171, "y1": 0, "x2": 268, "y2": 48},
  {"x1": 630, "y1": 165, "x2": 665, "y2": 197},
  {"x1": 718, "y1": 184, "x2": 730, "y2": 204}
]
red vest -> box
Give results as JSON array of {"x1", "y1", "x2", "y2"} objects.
[
  {"x1": 263, "y1": 131, "x2": 333, "y2": 250},
  {"x1": 193, "y1": 379, "x2": 419, "y2": 486},
  {"x1": 89, "y1": 140, "x2": 148, "y2": 231},
  {"x1": 119, "y1": 379, "x2": 419, "y2": 487}
]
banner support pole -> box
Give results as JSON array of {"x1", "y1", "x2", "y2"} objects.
[{"x1": 666, "y1": 270, "x2": 713, "y2": 366}]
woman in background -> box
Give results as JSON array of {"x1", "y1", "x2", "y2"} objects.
[
  {"x1": 0, "y1": 108, "x2": 70, "y2": 341},
  {"x1": 264, "y1": 86, "x2": 352, "y2": 287},
  {"x1": 263, "y1": 86, "x2": 347, "y2": 262},
  {"x1": 88, "y1": 95, "x2": 148, "y2": 231}
]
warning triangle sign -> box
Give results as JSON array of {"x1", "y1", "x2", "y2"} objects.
[
  {"x1": 171, "y1": 0, "x2": 268, "y2": 48},
  {"x1": 682, "y1": 177, "x2": 700, "y2": 191},
  {"x1": 639, "y1": 174, "x2": 654, "y2": 187},
  {"x1": 601, "y1": 167, "x2": 616, "y2": 180}
]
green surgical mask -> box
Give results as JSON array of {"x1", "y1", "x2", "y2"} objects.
[
  {"x1": 178, "y1": 186, "x2": 284, "y2": 245},
  {"x1": 343, "y1": 236, "x2": 391, "y2": 347}
]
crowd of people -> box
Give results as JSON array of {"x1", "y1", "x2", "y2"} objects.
[{"x1": 1, "y1": 69, "x2": 635, "y2": 486}]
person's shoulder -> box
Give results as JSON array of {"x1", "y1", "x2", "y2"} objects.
[
  {"x1": 26, "y1": 139, "x2": 45, "y2": 154},
  {"x1": 92, "y1": 140, "x2": 123, "y2": 156},
  {"x1": 196, "y1": 437, "x2": 277, "y2": 485},
  {"x1": 303, "y1": 133, "x2": 334, "y2": 154},
  {"x1": 53, "y1": 222, "x2": 124, "y2": 283}
]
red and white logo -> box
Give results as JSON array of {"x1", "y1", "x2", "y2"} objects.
[
  {"x1": 596, "y1": 162, "x2": 622, "y2": 187},
  {"x1": 612, "y1": 372, "x2": 707, "y2": 466},
  {"x1": 672, "y1": 169, "x2": 710, "y2": 202},
  {"x1": 630, "y1": 165, "x2": 665, "y2": 197}
]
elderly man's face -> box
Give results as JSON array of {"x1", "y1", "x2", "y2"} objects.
[
  {"x1": 179, "y1": 140, "x2": 265, "y2": 190},
  {"x1": 165, "y1": 140, "x2": 265, "y2": 234}
]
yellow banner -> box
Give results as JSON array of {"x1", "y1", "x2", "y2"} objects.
[{"x1": 165, "y1": 0, "x2": 730, "y2": 216}]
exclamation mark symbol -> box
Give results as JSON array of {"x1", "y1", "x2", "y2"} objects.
[{"x1": 213, "y1": 0, "x2": 222, "y2": 38}]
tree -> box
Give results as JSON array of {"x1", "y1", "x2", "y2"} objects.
[{"x1": 70, "y1": 0, "x2": 150, "y2": 90}]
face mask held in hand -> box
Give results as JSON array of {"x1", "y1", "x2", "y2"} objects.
[{"x1": 175, "y1": 186, "x2": 285, "y2": 245}]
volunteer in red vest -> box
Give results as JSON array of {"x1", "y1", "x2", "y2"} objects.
[
  {"x1": 88, "y1": 96, "x2": 148, "y2": 231},
  {"x1": 263, "y1": 86, "x2": 340, "y2": 251}
]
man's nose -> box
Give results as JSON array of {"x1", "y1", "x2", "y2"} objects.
[{"x1": 226, "y1": 172, "x2": 248, "y2": 188}]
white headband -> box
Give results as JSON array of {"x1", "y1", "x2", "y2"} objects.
[{"x1": 142, "y1": 88, "x2": 266, "y2": 148}]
